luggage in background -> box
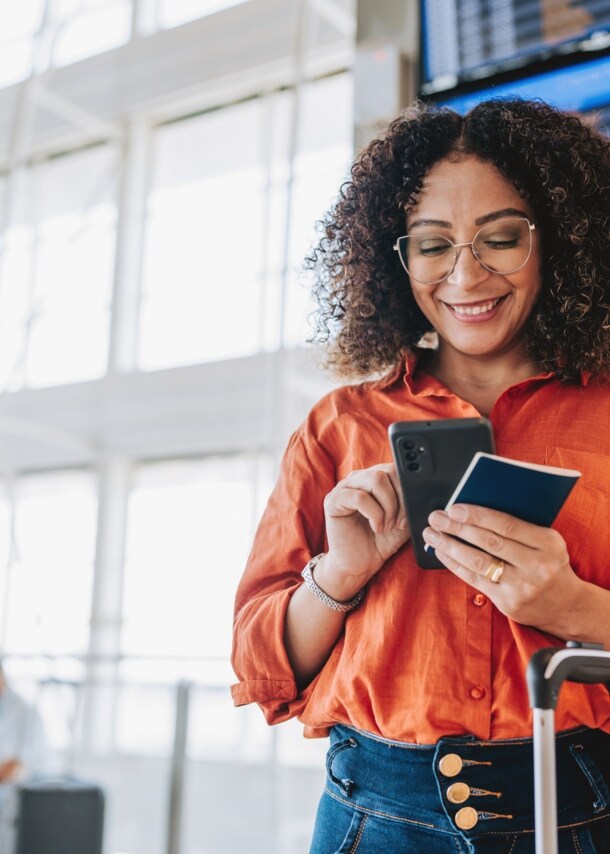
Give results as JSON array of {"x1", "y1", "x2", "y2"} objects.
[{"x1": 0, "y1": 778, "x2": 104, "y2": 854}]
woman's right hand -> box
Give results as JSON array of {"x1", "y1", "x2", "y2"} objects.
[{"x1": 314, "y1": 463, "x2": 410, "y2": 601}]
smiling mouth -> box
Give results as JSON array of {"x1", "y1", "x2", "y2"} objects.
[{"x1": 446, "y1": 296, "x2": 507, "y2": 316}]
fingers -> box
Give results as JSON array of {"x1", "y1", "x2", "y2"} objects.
[
  {"x1": 427, "y1": 504, "x2": 558, "y2": 553},
  {"x1": 421, "y1": 509, "x2": 503, "y2": 579},
  {"x1": 442, "y1": 504, "x2": 551, "y2": 548},
  {"x1": 325, "y1": 466, "x2": 403, "y2": 533},
  {"x1": 423, "y1": 503, "x2": 568, "y2": 583},
  {"x1": 325, "y1": 464, "x2": 407, "y2": 533},
  {"x1": 428, "y1": 534, "x2": 510, "y2": 587},
  {"x1": 423, "y1": 512, "x2": 530, "y2": 571},
  {"x1": 387, "y1": 465, "x2": 408, "y2": 527}
]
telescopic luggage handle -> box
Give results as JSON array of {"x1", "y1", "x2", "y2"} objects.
[
  {"x1": 527, "y1": 641, "x2": 610, "y2": 710},
  {"x1": 527, "y1": 642, "x2": 610, "y2": 854}
]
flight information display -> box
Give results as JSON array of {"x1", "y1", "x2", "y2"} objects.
[
  {"x1": 437, "y1": 52, "x2": 610, "y2": 113},
  {"x1": 435, "y1": 53, "x2": 610, "y2": 133},
  {"x1": 421, "y1": 0, "x2": 610, "y2": 93}
]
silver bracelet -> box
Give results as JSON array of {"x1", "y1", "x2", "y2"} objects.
[{"x1": 301, "y1": 554, "x2": 365, "y2": 613}]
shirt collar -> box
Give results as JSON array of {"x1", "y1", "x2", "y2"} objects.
[
  {"x1": 372, "y1": 349, "x2": 452, "y2": 397},
  {"x1": 376, "y1": 349, "x2": 588, "y2": 396}
]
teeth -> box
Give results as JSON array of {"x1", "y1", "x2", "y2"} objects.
[{"x1": 452, "y1": 298, "x2": 500, "y2": 316}]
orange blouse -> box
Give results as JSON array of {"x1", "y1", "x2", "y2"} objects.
[{"x1": 231, "y1": 355, "x2": 610, "y2": 744}]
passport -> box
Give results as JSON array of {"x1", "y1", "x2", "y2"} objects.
[
  {"x1": 444, "y1": 452, "x2": 581, "y2": 525},
  {"x1": 424, "y1": 452, "x2": 581, "y2": 555}
]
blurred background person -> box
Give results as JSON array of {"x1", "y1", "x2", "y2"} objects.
[{"x1": 0, "y1": 661, "x2": 48, "y2": 786}]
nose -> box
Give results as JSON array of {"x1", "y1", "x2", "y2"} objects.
[{"x1": 446, "y1": 245, "x2": 491, "y2": 290}]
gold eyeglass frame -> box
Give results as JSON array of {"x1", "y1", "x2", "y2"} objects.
[{"x1": 393, "y1": 218, "x2": 536, "y2": 285}]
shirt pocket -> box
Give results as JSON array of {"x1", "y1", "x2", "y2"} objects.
[{"x1": 545, "y1": 447, "x2": 610, "y2": 584}]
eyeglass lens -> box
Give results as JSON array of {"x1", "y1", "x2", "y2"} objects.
[{"x1": 399, "y1": 218, "x2": 532, "y2": 284}]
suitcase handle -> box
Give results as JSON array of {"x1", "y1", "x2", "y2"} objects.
[
  {"x1": 527, "y1": 642, "x2": 610, "y2": 710},
  {"x1": 527, "y1": 642, "x2": 610, "y2": 854}
]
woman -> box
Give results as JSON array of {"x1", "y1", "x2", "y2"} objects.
[{"x1": 231, "y1": 99, "x2": 610, "y2": 852}]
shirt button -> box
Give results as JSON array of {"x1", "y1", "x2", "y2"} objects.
[
  {"x1": 508, "y1": 388, "x2": 519, "y2": 399},
  {"x1": 470, "y1": 685, "x2": 486, "y2": 700},
  {"x1": 473, "y1": 593, "x2": 487, "y2": 607}
]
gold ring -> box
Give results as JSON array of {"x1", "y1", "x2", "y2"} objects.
[{"x1": 483, "y1": 556, "x2": 505, "y2": 584}]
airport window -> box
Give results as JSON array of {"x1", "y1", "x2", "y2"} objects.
[
  {"x1": 0, "y1": 0, "x2": 133, "y2": 87},
  {"x1": 138, "y1": 98, "x2": 270, "y2": 369},
  {"x1": 122, "y1": 454, "x2": 272, "y2": 662},
  {"x1": 138, "y1": 72, "x2": 353, "y2": 369},
  {"x1": 0, "y1": 1, "x2": 45, "y2": 88},
  {"x1": 52, "y1": 0, "x2": 132, "y2": 68},
  {"x1": 0, "y1": 144, "x2": 118, "y2": 391},
  {"x1": 0, "y1": 470, "x2": 97, "y2": 656},
  {"x1": 116, "y1": 454, "x2": 273, "y2": 758}
]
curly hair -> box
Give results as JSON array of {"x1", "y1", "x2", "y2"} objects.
[{"x1": 305, "y1": 98, "x2": 610, "y2": 382}]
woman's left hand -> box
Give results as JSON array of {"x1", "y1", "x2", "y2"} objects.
[{"x1": 423, "y1": 504, "x2": 582, "y2": 635}]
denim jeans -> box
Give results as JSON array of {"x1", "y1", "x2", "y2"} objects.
[{"x1": 309, "y1": 725, "x2": 610, "y2": 853}]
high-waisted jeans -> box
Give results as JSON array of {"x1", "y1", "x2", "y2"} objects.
[{"x1": 309, "y1": 725, "x2": 610, "y2": 853}]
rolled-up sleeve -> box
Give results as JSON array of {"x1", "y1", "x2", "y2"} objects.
[{"x1": 231, "y1": 422, "x2": 335, "y2": 724}]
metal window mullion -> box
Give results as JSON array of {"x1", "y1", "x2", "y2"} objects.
[
  {"x1": 270, "y1": 0, "x2": 315, "y2": 473},
  {"x1": 258, "y1": 94, "x2": 276, "y2": 358},
  {"x1": 0, "y1": 477, "x2": 17, "y2": 652},
  {"x1": 0, "y1": 166, "x2": 35, "y2": 392},
  {"x1": 108, "y1": 118, "x2": 151, "y2": 375},
  {"x1": 78, "y1": 457, "x2": 131, "y2": 761},
  {"x1": 18, "y1": 162, "x2": 44, "y2": 391},
  {"x1": 166, "y1": 680, "x2": 191, "y2": 854},
  {"x1": 132, "y1": 0, "x2": 159, "y2": 38}
]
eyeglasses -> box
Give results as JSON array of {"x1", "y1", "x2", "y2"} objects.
[{"x1": 393, "y1": 217, "x2": 536, "y2": 285}]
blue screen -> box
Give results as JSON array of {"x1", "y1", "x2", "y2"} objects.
[{"x1": 436, "y1": 53, "x2": 610, "y2": 133}]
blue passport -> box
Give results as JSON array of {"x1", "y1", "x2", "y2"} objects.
[{"x1": 444, "y1": 452, "x2": 581, "y2": 526}]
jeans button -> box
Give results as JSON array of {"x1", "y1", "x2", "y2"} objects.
[
  {"x1": 439, "y1": 753, "x2": 463, "y2": 777},
  {"x1": 447, "y1": 782, "x2": 470, "y2": 804},
  {"x1": 455, "y1": 807, "x2": 479, "y2": 830}
]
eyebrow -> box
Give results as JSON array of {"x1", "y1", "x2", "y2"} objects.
[{"x1": 408, "y1": 208, "x2": 530, "y2": 230}]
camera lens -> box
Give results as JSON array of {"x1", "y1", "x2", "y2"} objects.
[
  {"x1": 407, "y1": 462, "x2": 420, "y2": 472},
  {"x1": 404, "y1": 440, "x2": 415, "y2": 450},
  {"x1": 405, "y1": 451, "x2": 417, "y2": 461}
]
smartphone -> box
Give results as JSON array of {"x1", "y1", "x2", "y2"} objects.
[{"x1": 389, "y1": 418, "x2": 494, "y2": 569}]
